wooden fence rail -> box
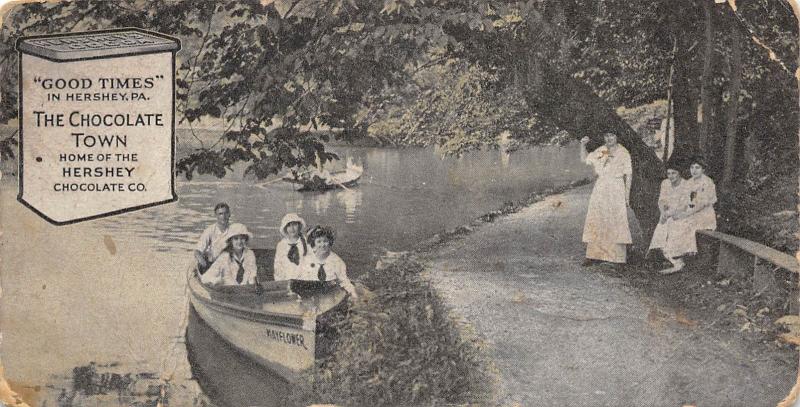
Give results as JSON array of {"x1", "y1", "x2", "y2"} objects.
[{"x1": 697, "y1": 230, "x2": 799, "y2": 312}]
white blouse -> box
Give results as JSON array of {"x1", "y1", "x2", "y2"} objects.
[
  {"x1": 685, "y1": 174, "x2": 717, "y2": 231},
  {"x1": 195, "y1": 223, "x2": 228, "y2": 262},
  {"x1": 658, "y1": 178, "x2": 690, "y2": 218},
  {"x1": 298, "y1": 252, "x2": 357, "y2": 296},
  {"x1": 584, "y1": 145, "x2": 632, "y2": 179},
  {"x1": 273, "y1": 237, "x2": 308, "y2": 281},
  {"x1": 201, "y1": 249, "x2": 258, "y2": 286}
]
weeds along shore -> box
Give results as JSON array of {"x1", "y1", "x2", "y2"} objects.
[
  {"x1": 297, "y1": 258, "x2": 493, "y2": 406},
  {"x1": 293, "y1": 178, "x2": 592, "y2": 406}
]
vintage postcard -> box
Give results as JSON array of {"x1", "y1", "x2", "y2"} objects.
[{"x1": 0, "y1": 0, "x2": 799, "y2": 406}]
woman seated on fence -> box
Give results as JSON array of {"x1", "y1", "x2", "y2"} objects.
[
  {"x1": 681, "y1": 157, "x2": 718, "y2": 252},
  {"x1": 201, "y1": 223, "x2": 258, "y2": 286},
  {"x1": 648, "y1": 161, "x2": 693, "y2": 275},
  {"x1": 297, "y1": 226, "x2": 358, "y2": 299}
]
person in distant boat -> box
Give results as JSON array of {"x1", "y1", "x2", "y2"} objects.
[
  {"x1": 298, "y1": 226, "x2": 358, "y2": 299},
  {"x1": 647, "y1": 161, "x2": 693, "y2": 274},
  {"x1": 273, "y1": 213, "x2": 308, "y2": 281},
  {"x1": 201, "y1": 223, "x2": 258, "y2": 286},
  {"x1": 194, "y1": 202, "x2": 231, "y2": 272},
  {"x1": 580, "y1": 133, "x2": 633, "y2": 266},
  {"x1": 679, "y1": 157, "x2": 718, "y2": 257}
]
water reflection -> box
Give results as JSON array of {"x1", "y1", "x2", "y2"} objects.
[
  {"x1": 312, "y1": 189, "x2": 333, "y2": 215},
  {"x1": 500, "y1": 149, "x2": 511, "y2": 168},
  {"x1": 335, "y1": 188, "x2": 363, "y2": 223}
]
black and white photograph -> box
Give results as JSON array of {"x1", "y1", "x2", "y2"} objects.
[{"x1": 0, "y1": 1, "x2": 799, "y2": 406}]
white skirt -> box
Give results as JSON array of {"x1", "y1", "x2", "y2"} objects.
[
  {"x1": 648, "y1": 218, "x2": 694, "y2": 259},
  {"x1": 582, "y1": 176, "x2": 632, "y2": 244},
  {"x1": 586, "y1": 241, "x2": 627, "y2": 263}
]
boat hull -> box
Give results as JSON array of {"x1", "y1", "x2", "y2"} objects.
[
  {"x1": 296, "y1": 176, "x2": 360, "y2": 192},
  {"x1": 187, "y1": 263, "x2": 346, "y2": 381}
]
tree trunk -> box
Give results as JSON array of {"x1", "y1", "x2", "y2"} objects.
[
  {"x1": 663, "y1": 78, "x2": 673, "y2": 162},
  {"x1": 663, "y1": 38, "x2": 677, "y2": 162},
  {"x1": 671, "y1": 46, "x2": 700, "y2": 162},
  {"x1": 669, "y1": 4, "x2": 703, "y2": 165},
  {"x1": 720, "y1": 20, "x2": 743, "y2": 195},
  {"x1": 698, "y1": 0, "x2": 715, "y2": 155},
  {"x1": 522, "y1": 62, "x2": 664, "y2": 247}
]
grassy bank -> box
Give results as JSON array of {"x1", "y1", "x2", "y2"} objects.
[{"x1": 297, "y1": 258, "x2": 493, "y2": 406}]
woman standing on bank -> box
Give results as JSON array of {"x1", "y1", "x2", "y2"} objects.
[{"x1": 580, "y1": 133, "x2": 633, "y2": 266}]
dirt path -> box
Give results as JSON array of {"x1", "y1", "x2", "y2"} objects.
[{"x1": 422, "y1": 185, "x2": 797, "y2": 407}]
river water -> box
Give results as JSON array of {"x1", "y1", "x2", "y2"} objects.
[{"x1": 0, "y1": 142, "x2": 590, "y2": 406}]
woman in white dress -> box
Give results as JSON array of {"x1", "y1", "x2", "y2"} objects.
[
  {"x1": 681, "y1": 158, "x2": 718, "y2": 254},
  {"x1": 273, "y1": 213, "x2": 308, "y2": 281},
  {"x1": 647, "y1": 163, "x2": 692, "y2": 274},
  {"x1": 580, "y1": 133, "x2": 633, "y2": 265},
  {"x1": 298, "y1": 226, "x2": 358, "y2": 299}
]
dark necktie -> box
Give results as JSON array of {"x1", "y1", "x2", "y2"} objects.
[
  {"x1": 318, "y1": 264, "x2": 327, "y2": 282},
  {"x1": 234, "y1": 256, "x2": 245, "y2": 284},
  {"x1": 288, "y1": 243, "x2": 300, "y2": 265}
]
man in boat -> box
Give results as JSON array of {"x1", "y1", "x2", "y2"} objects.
[
  {"x1": 194, "y1": 202, "x2": 231, "y2": 273},
  {"x1": 200, "y1": 223, "x2": 258, "y2": 286},
  {"x1": 307, "y1": 152, "x2": 333, "y2": 189},
  {"x1": 298, "y1": 226, "x2": 358, "y2": 299}
]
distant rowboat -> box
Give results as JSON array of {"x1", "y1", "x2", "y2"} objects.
[
  {"x1": 282, "y1": 164, "x2": 363, "y2": 192},
  {"x1": 187, "y1": 249, "x2": 347, "y2": 381}
]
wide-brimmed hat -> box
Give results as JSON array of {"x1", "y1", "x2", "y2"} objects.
[
  {"x1": 222, "y1": 223, "x2": 253, "y2": 242},
  {"x1": 279, "y1": 213, "x2": 306, "y2": 238}
]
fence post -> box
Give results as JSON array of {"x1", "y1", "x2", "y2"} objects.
[
  {"x1": 716, "y1": 242, "x2": 753, "y2": 280},
  {"x1": 752, "y1": 259, "x2": 781, "y2": 304}
]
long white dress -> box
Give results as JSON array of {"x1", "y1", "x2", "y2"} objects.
[
  {"x1": 683, "y1": 174, "x2": 717, "y2": 253},
  {"x1": 648, "y1": 178, "x2": 693, "y2": 259},
  {"x1": 582, "y1": 144, "x2": 633, "y2": 263}
]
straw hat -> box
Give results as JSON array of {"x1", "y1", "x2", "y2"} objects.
[{"x1": 221, "y1": 223, "x2": 253, "y2": 243}]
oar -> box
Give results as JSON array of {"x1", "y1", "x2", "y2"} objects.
[{"x1": 332, "y1": 179, "x2": 351, "y2": 191}]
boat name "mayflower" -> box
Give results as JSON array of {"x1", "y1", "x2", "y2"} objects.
[{"x1": 265, "y1": 328, "x2": 307, "y2": 350}]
